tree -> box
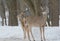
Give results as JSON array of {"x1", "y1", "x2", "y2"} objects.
[
  {"x1": 0, "y1": 0, "x2": 6, "y2": 26},
  {"x1": 17, "y1": 0, "x2": 21, "y2": 15},
  {"x1": 49, "y1": 0, "x2": 59, "y2": 26},
  {"x1": 5, "y1": 0, "x2": 18, "y2": 26}
]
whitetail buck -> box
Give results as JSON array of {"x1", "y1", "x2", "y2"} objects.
[{"x1": 17, "y1": 6, "x2": 49, "y2": 41}]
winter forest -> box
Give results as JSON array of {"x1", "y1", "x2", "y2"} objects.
[
  {"x1": 0, "y1": 0, "x2": 60, "y2": 41},
  {"x1": 0, "y1": 0, "x2": 59, "y2": 26}
]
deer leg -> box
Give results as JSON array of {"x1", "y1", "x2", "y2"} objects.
[
  {"x1": 42, "y1": 27, "x2": 45, "y2": 41},
  {"x1": 27, "y1": 29, "x2": 31, "y2": 41},
  {"x1": 40, "y1": 27, "x2": 43, "y2": 41},
  {"x1": 21, "y1": 23, "x2": 26, "y2": 39},
  {"x1": 29, "y1": 27, "x2": 35, "y2": 41},
  {"x1": 40, "y1": 27, "x2": 45, "y2": 41},
  {"x1": 26, "y1": 25, "x2": 31, "y2": 41},
  {"x1": 24, "y1": 29, "x2": 26, "y2": 39},
  {"x1": 23, "y1": 27, "x2": 26, "y2": 39}
]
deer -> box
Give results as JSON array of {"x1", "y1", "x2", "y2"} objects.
[{"x1": 17, "y1": 6, "x2": 49, "y2": 41}]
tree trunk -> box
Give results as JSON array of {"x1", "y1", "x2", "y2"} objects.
[
  {"x1": 33, "y1": 0, "x2": 42, "y2": 16},
  {"x1": 17, "y1": 0, "x2": 21, "y2": 15},
  {"x1": 0, "y1": 0, "x2": 6, "y2": 26},
  {"x1": 6, "y1": 0, "x2": 18, "y2": 26},
  {"x1": 59, "y1": 0, "x2": 60, "y2": 15},
  {"x1": 49, "y1": 0, "x2": 59, "y2": 26}
]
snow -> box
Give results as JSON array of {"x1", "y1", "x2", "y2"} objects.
[
  {"x1": 0, "y1": 26, "x2": 23, "y2": 38},
  {"x1": 0, "y1": 26, "x2": 59, "y2": 41}
]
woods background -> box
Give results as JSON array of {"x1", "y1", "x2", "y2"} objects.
[{"x1": 0, "y1": 0, "x2": 59, "y2": 26}]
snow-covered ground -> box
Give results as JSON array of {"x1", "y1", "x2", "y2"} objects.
[{"x1": 0, "y1": 26, "x2": 60, "y2": 41}]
